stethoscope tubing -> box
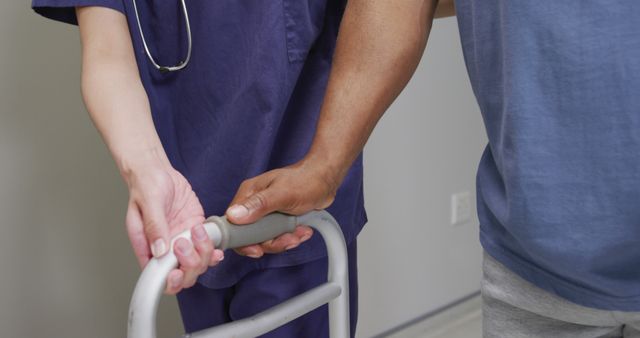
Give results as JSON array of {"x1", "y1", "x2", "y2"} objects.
[{"x1": 131, "y1": 0, "x2": 193, "y2": 72}]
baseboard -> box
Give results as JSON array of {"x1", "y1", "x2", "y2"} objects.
[{"x1": 371, "y1": 291, "x2": 481, "y2": 338}]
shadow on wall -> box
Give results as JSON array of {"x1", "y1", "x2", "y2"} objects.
[{"x1": 0, "y1": 3, "x2": 182, "y2": 337}]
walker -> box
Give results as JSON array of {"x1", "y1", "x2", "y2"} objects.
[{"x1": 127, "y1": 210, "x2": 349, "y2": 338}]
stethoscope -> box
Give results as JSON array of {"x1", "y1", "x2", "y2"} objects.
[{"x1": 132, "y1": 0, "x2": 192, "y2": 72}]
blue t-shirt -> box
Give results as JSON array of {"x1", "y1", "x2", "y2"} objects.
[
  {"x1": 32, "y1": 0, "x2": 367, "y2": 288},
  {"x1": 455, "y1": 0, "x2": 640, "y2": 310}
]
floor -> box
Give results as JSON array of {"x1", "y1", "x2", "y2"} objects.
[
  {"x1": 417, "y1": 309, "x2": 481, "y2": 338},
  {"x1": 382, "y1": 295, "x2": 482, "y2": 338}
]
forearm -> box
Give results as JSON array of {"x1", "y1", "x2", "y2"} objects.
[
  {"x1": 435, "y1": 0, "x2": 455, "y2": 18},
  {"x1": 304, "y1": 0, "x2": 438, "y2": 185},
  {"x1": 77, "y1": 7, "x2": 169, "y2": 179}
]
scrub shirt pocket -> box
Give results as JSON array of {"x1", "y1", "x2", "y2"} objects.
[{"x1": 282, "y1": 0, "x2": 328, "y2": 63}]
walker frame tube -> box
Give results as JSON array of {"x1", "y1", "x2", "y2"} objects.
[{"x1": 127, "y1": 210, "x2": 349, "y2": 338}]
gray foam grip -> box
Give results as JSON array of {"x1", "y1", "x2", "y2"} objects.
[{"x1": 209, "y1": 213, "x2": 298, "y2": 250}]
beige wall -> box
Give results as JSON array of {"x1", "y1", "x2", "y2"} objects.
[
  {"x1": 357, "y1": 17, "x2": 485, "y2": 337},
  {"x1": 0, "y1": 3, "x2": 484, "y2": 337},
  {"x1": 0, "y1": 3, "x2": 182, "y2": 337}
]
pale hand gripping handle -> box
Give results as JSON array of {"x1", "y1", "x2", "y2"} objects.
[{"x1": 128, "y1": 210, "x2": 350, "y2": 338}]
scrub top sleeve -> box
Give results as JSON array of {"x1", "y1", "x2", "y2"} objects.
[{"x1": 32, "y1": 0, "x2": 125, "y2": 25}]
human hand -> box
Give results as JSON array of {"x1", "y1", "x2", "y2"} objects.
[
  {"x1": 225, "y1": 159, "x2": 341, "y2": 258},
  {"x1": 123, "y1": 156, "x2": 224, "y2": 295},
  {"x1": 76, "y1": 6, "x2": 222, "y2": 295}
]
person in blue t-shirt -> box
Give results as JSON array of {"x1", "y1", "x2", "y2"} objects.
[
  {"x1": 234, "y1": 0, "x2": 640, "y2": 336},
  {"x1": 29, "y1": 0, "x2": 403, "y2": 336}
]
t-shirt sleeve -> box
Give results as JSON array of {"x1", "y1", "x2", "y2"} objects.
[{"x1": 32, "y1": 0, "x2": 125, "y2": 25}]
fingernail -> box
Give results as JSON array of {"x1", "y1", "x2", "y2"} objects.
[
  {"x1": 151, "y1": 239, "x2": 167, "y2": 257},
  {"x1": 171, "y1": 274, "x2": 183, "y2": 288},
  {"x1": 285, "y1": 243, "x2": 300, "y2": 251},
  {"x1": 300, "y1": 231, "x2": 313, "y2": 242},
  {"x1": 227, "y1": 205, "x2": 249, "y2": 219},
  {"x1": 214, "y1": 249, "x2": 225, "y2": 261},
  {"x1": 193, "y1": 225, "x2": 208, "y2": 242},
  {"x1": 246, "y1": 248, "x2": 262, "y2": 258},
  {"x1": 175, "y1": 239, "x2": 193, "y2": 256}
]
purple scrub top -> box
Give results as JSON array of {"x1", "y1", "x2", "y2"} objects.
[{"x1": 32, "y1": 0, "x2": 367, "y2": 288}]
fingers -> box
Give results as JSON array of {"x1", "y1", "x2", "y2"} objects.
[
  {"x1": 234, "y1": 244, "x2": 265, "y2": 258},
  {"x1": 227, "y1": 172, "x2": 314, "y2": 258},
  {"x1": 172, "y1": 238, "x2": 201, "y2": 290},
  {"x1": 165, "y1": 269, "x2": 184, "y2": 295},
  {"x1": 234, "y1": 226, "x2": 314, "y2": 257},
  {"x1": 210, "y1": 249, "x2": 225, "y2": 266},
  {"x1": 262, "y1": 233, "x2": 300, "y2": 253},
  {"x1": 126, "y1": 203, "x2": 151, "y2": 267},
  {"x1": 166, "y1": 225, "x2": 225, "y2": 294},
  {"x1": 261, "y1": 225, "x2": 314, "y2": 254},
  {"x1": 227, "y1": 176, "x2": 292, "y2": 225},
  {"x1": 191, "y1": 224, "x2": 224, "y2": 267},
  {"x1": 139, "y1": 201, "x2": 171, "y2": 258},
  {"x1": 226, "y1": 166, "x2": 339, "y2": 258}
]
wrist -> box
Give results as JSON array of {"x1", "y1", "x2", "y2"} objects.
[
  {"x1": 116, "y1": 144, "x2": 171, "y2": 183},
  {"x1": 299, "y1": 152, "x2": 347, "y2": 194}
]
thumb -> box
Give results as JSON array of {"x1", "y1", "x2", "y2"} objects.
[
  {"x1": 226, "y1": 188, "x2": 290, "y2": 225},
  {"x1": 125, "y1": 203, "x2": 151, "y2": 267},
  {"x1": 140, "y1": 201, "x2": 171, "y2": 258}
]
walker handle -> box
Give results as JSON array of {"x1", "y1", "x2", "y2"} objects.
[
  {"x1": 211, "y1": 213, "x2": 298, "y2": 250},
  {"x1": 128, "y1": 211, "x2": 350, "y2": 338}
]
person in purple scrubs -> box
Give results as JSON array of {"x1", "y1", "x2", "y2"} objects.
[{"x1": 32, "y1": 1, "x2": 366, "y2": 336}]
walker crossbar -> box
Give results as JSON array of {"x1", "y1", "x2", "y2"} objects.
[{"x1": 127, "y1": 210, "x2": 350, "y2": 338}]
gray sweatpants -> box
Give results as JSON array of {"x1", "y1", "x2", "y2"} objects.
[{"x1": 482, "y1": 253, "x2": 640, "y2": 337}]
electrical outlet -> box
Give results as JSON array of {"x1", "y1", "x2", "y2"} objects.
[{"x1": 451, "y1": 191, "x2": 472, "y2": 225}]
